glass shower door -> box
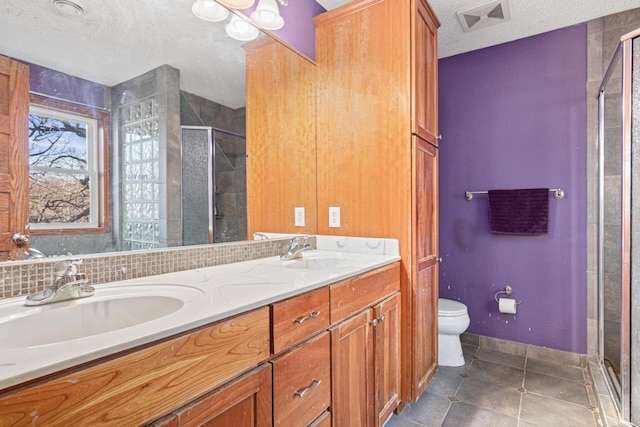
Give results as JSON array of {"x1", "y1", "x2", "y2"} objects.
[
  {"x1": 597, "y1": 29, "x2": 640, "y2": 424},
  {"x1": 181, "y1": 127, "x2": 214, "y2": 246},
  {"x1": 598, "y1": 45, "x2": 623, "y2": 402},
  {"x1": 180, "y1": 126, "x2": 247, "y2": 245}
]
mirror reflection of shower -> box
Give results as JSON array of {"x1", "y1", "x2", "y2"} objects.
[{"x1": 181, "y1": 126, "x2": 247, "y2": 245}]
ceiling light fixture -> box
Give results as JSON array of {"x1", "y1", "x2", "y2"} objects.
[
  {"x1": 192, "y1": 0, "x2": 229, "y2": 22},
  {"x1": 217, "y1": 0, "x2": 255, "y2": 11},
  {"x1": 250, "y1": 0, "x2": 284, "y2": 30},
  {"x1": 52, "y1": 0, "x2": 85, "y2": 16},
  {"x1": 225, "y1": 14, "x2": 259, "y2": 41}
]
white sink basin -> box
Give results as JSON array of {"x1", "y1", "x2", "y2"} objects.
[
  {"x1": 0, "y1": 284, "x2": 204, "y2": 348},
  {"x1": 283, "y1": 252, "x2": 368, "y2": 270}
]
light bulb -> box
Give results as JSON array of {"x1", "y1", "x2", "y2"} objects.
[
  {"x1": 192, "y1": 0, "x2": 229, "y2": 22},
  {"x1": 225, "y1": 14, "x2": 259, "y2": 41},
  {"x1": 250, "y1": 0, "x2": 284, "y2": 30}
]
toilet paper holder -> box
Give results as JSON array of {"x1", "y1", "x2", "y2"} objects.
[{"x1": 494, "y1": 285, "x2": 522, "y2": 305}]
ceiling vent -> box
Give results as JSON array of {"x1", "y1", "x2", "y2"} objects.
[{"x1": 456, "y1": 0, "x2": 511, "y2": 33}]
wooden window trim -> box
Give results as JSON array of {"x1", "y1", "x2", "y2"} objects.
[{"x1": 29, "y1": 95, "x2": 111, "y2": 236}]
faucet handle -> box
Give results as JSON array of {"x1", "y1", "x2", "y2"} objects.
[
  {"x1": 54, "y1": 258, "x2": 83, "y2": 277},
  {"x1": 287, "y1": 236, "x2": 310, "y2": 250}
]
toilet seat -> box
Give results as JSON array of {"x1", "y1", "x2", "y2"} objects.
[{"x1": 438, "y1": 298, "x2": 467, "y2": 317}]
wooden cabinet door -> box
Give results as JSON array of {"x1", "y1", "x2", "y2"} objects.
[
  {"x1": 151, "y1": 363, "x2": 272, "y2": 427},
  {"x1": 411, "y1": 0, "x2": 440, "y2": 146},
  {"x1": 0, "y1": 55, "x2": 29, "y2": 261},
  {"x1": 373, "y1": 293, "x2": 400, "y2": 426},
  {"x1": 414, "y1": 261, "x2": 438, "y2": 397},
  {"x1": 314, "y1": 0, "x2": 411, "y2": 238},
  {"x1": 330, "y1": 309, "x2": 373, "y2": 427},
  {"x1": 412, "y1": 137, "x2": 439, "y2": 398}
]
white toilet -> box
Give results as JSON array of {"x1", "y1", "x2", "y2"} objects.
[{"x1": 437, "y1": 298, "x2": 470, "y2": 367}]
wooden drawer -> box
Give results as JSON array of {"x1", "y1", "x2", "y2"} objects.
[
  {"x1": 330, "y1": 263, "x2": 400, "y2": 324},
  {"x1": 272, "y1": 332, "x2": 331, "y2": 426},
  {"x1": 0, "y1": 308, "x2": 270, "y2": 426},
  {"x1": 271, "y1": 287, "x2": 330, "y2": 354}
]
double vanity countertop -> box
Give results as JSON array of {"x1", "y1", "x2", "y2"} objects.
[{"x1": 0, "y1": 236, "x2": 400, "y2": 391}]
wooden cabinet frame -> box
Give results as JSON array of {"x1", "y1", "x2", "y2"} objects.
[
  {"x1": 0, "y1": 261, "x2": 400, "y2": 426},
  {"x1": 315, "y1": 0, "x2": 440, "y2": 404}
]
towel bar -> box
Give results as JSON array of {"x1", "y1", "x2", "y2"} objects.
[{"x1": 464, "y1": 188, "x2": 565, "y2": 201}]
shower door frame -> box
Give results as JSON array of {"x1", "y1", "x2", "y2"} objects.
[{"x1": 597, "y1": 29, "x2": 638, "y2": 425}]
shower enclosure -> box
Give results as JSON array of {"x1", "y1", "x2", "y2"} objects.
[
  {"x1": 597, "y1": 28, "x2": 640, "y2": 425},
  {"x1": 181, "y1": 126, "x2": 247, "y2": 245}
]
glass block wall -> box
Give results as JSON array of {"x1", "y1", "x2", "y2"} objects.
[{"x1": 120, "y1": 96, "x2": 161, "y2": 250}]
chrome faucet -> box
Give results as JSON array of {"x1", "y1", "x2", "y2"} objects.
[
  {"x1": 280, "y1": 236, "x2": 311, "y2": 261},
  {"x1": 25, "y1": 259, "x2": 95, "y2": 306},
  {"x1": 24, "y1": 247, "x2": 46, "y2": 259}
]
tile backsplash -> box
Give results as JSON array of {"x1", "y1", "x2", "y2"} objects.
[{"x1": 0, "y1": 237, "x2": 313, "y2": 299}]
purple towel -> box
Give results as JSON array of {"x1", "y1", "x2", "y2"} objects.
[{"x1": 488, "y1": 188, "x2": 549, "y2": 235}]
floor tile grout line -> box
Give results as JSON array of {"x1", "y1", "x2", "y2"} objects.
[
  {"x1": 516, "y1": 355, "x2": 528, "y2": 426},
  {"x1": 516, "y1": 390, "x2": 524, "y2": 427},
  {"x1": 438, "y1": 347, "x2": 475, "y2": 427}
]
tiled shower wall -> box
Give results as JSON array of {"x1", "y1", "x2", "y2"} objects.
[
  {"x1": 0, "y1": 237, "x2": 308, "y2": 299},
  {"x1": 111, "y1": 65, "x2": 183, "y2": 250}
]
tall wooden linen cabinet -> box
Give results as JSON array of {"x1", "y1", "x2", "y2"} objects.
[{"x1": 314, "y1": 0, "x2": 440, "y2": 405}]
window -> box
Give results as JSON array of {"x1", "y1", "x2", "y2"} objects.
[{"x1": 28, "y1": 97, "x2": 110, "y2": 233}]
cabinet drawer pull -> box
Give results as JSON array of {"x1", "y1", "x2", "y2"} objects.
[
  {"x1": 293, "y1": 311, "x2": 320, "y2": 324},
  {"x1": 369, "y1": 318, "x2": 378, "y2": 327},
  {"x1": 378, "y1": 315, "x2": 385, "y2": 323},
  {"x1": 294, "y1": 378, "x2": 321, "y2": 398}
]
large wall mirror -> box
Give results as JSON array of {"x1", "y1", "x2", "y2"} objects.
[{"x1": 0, "y1": 0, "x2": 317, "y2": 261}]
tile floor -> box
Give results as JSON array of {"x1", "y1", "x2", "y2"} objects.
[{"x1": 387, "y1": 342, "x2": 603, "y2": 427}]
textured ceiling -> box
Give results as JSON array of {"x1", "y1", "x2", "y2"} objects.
[
  {"x1": 1, "y1": 0, "x2": 639, "y2": 110},
  {"x1": 318, "y1": 0, "x2": 640, "y2": 58},
  {"x1": 0, "y1": 0, "x2": 256, "y2": 109}
]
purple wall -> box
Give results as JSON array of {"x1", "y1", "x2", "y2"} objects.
[
  {"x1": 25, "y1": 62, "x2": 106, "y2": 108},
  {"x1": 238, "y1": 0, "x2": 326, "y2": 61},
  {"x1": 438, "y1": 24, "x2": 587, "y2": 353}
]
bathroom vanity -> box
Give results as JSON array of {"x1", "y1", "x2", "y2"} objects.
[{"x1": 0, "y1": 238, "x2": 400, "y2": 426}]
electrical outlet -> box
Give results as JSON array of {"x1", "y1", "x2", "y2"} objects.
[
  {"x1": 295, "y1": 207, "x2": 305, "y2": 227},
  {"x1": 329, "y1": 207, "x2": 340, "y2": 228}
]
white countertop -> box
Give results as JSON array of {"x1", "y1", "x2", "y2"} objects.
[{"x1": 0, "y1": 236, "x2": 400, "y2": 390}]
